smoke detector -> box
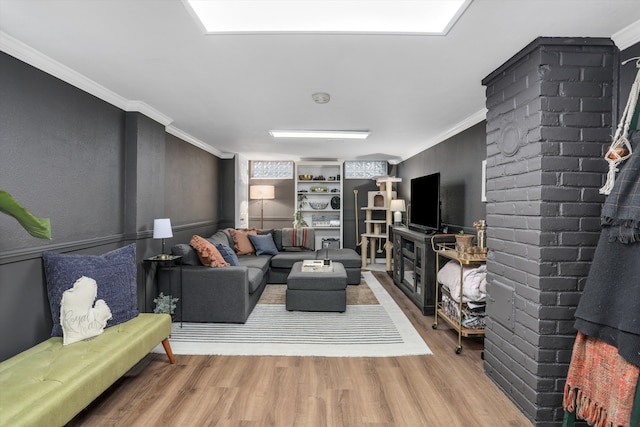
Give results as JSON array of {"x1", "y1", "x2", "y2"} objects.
[{"x1": 312, "y1": 92, "x2": 330, "y2": 104}]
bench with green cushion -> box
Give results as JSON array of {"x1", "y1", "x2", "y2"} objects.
[{"x1": 0, "y1": 313, "x2": 174, "y2": 427}]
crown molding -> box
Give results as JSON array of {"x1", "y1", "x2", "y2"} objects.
[
  {"x1": 399, "y1": 108, "x2": 487, "y2": 162},
  {"x1": 0, "y1": 31, "x2": 228, "y2": 157},
  {"x1": 125, "y1": 100, "x2": 172, "y2": 126},
  {"x1": 1, "y1": 31, "x2": 172, "y2": 125},
  {"x1": 612, "y1": 19, "x2": 640, "y2": 51},
  {"x1": 165, "y1": 125, "x2": 234, "y2": 159},
  {"x1": 1, "y1": 30, "x2": 133, "y2": 111}
]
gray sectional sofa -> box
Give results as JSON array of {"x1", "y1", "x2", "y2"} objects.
[{"x1": 158, "y1": 229, "x2": 361, "y2": 323}]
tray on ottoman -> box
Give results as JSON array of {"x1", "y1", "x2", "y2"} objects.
[{"x1": 301, "y1": 259, "x2": 333, "y2": 272}]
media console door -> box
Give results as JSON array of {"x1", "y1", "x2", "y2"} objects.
[{"x1": 390, "y1": 226, "x2": 437, "y2": 315}]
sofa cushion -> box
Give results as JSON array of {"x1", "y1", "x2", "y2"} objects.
[
  {"x1": 228, "y1": 228, "x2": 259, "y2": 255},
  {"x1": 271, "y1": 229, "x2": 284, "y2": 252},
  {"x1": 248, "y1": 233, "x2": 279, "y2": 256},
  {"x1": 42, "y1": 244, "x2": 138, "y2": 337},
  {"x1": 316, "y1": 248, "x2": 362, "y2": 268},
  {"x1": 214, "y1": 243, "x2": 240, "y2": 266},
  {"x1": 171, "y1": 244, "x2": 201, "y2": 265},
  {"x1": 237, "y1": 254, "x2": 271, "y2": 273},
  {"x1": 270, "y1": 251, "x2": 314, "y2": 269},
  {"x1": 247, "y1": 268, "x2": 265, "y2": 294},
  {"x1": 190, "y1": 235, "x2": 229, "y2": 267},
  {"x1": 209, "y1": 229, "x2": 234, "y2": 247}
]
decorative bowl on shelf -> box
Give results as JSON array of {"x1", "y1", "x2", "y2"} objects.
[
  {"x1": 299, "y1": 174, "x2": 313, "y2": 180},
  {"x1": 309, "y1": 186, "x2": 329, "y2": 192},
  {"x1": 309, "y1": 201, "x2": 329, "y2": 210}
]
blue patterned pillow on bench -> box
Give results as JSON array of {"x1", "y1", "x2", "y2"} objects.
[{"x1": 43, "y1": 244, "x2": 138, "y2": 337}]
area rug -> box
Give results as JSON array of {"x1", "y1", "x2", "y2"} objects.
[
  {"x1": 258, "y1": 278, "x2": 379, "y2": 305},
  {"x1": 152, "y1": 272, "x2": 431, "y2": 357}
]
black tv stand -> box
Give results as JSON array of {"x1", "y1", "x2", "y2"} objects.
[
  {"x1": 408, "y1": 225, "x2": 438, "y2": 236},
  {"x1": 390, "y1": 225, "x2": 441, "y2": 315}
]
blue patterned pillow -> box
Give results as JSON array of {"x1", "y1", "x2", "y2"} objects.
[
  {"x1": 248, "y1": 233, "x2": 279, "y2": 256},
  {"x1": 43, "y1": 244, "x2": 138, "y2": 337},
  {"x1": 214, "y1": 243, "x2": 240, "y2": 266}
]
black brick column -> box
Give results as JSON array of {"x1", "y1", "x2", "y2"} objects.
[{"x1": 481, "y1": 38, "x2": 616, "y2": 426}]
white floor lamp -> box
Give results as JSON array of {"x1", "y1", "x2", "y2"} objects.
[{"x1": 249, "y1": 185, "x2": 275, "y2": 229}]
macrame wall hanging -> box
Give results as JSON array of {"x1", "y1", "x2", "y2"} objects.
[{"x1": 600, "y1": 57, "x2": 640, "y2": 195}]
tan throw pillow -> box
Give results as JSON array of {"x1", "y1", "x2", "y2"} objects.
[
  {"x1": 228, "y1": 228, "x2": 258, "y2": 255},
  {"x1": 190, "y1": 235, "x2": 230, "y2": 267}
]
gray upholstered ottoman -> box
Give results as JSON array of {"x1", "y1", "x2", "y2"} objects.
[
  {"x1": 316, "y1": 248, "x2": 362, "y2": 285},
  {"x1": 286, "y1": 261, "x2": 348, "y2": 312}
]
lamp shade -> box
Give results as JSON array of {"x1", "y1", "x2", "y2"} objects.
[
  {"x1": 389, "y1": 199, "x2": 406, "y2": 212},
  {"x1": 250, "y1": 185, "x2": 275, "y2": 200},
  {"x1": 153, "y1": 218, "x2": 173, "y2": 239}
]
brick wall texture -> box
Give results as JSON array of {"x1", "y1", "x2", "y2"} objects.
[{"x1": 481, "y1": 37, "x2": 616, "y2": 426}]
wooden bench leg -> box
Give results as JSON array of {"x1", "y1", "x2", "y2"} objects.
[{"x1": 161, "y1": 338, "x2": 176, "y2": 364}]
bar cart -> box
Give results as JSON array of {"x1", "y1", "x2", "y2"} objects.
[{"x1": 431, "y1": 235, "x2": 486, "y2": 354}]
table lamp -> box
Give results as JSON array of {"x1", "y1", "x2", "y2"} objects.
[
  {"x1": 389, "y1": 199, "x2": 406, "y2": 226},
  {"x1": 153, "y1": 218, "x2": 173, "y2": 259}
]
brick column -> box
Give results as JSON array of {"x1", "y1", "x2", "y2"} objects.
[{"x1": 481, "y1": 38, "x2": 616, "y2": 426}]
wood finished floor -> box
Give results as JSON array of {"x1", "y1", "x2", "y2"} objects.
[{"x1": 67, "y1": 272, "x2": 533, "y2": 427}]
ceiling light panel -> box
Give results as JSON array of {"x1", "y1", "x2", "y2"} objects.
[
  {"x1": 184, "y1": 1, "x2": 471, "y2": 35},
  {"x1": 270, "y1": 130, "x2": 370, "y2": 139}
]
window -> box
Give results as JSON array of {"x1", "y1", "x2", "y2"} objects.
[
  {"x1": 251, "y1": 161, "x2": 294, "y2": 179},
  {"x1": 344, "y1": 160, "x2": 388, "y2": 179}
]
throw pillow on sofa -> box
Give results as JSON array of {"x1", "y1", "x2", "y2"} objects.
[
  {"x1": 228, "y1": 228, "x2": 259, "y2": 255},
  {"x1": 259, "y1": 228, "x2": 284, "y2": 252},
  {"x1": 214, "y1": 243, "x2": 240, "y2": 266},
  {"x1": 190, "y1": 235, "x2": 229, "y2": 267},
  {"x1": 248, "y1": 233, "x2": 279, "y2": 256}
]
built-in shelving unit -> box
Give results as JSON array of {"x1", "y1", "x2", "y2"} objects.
[{"x1": 295, "y1": 161, "x2": 343, "y2": 249}]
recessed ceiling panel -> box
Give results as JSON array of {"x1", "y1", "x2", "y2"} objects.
[{"x1": 184, "y1": 0, "x2": 471, "y2": 34}]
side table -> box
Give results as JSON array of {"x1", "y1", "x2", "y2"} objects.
[{"x1": 143, "y1": 255, "x2": 183, "y2": 326}]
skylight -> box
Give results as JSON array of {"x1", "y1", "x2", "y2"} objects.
[{"x1": 184, "y1": 1, "x2": 471, "y2": 35}]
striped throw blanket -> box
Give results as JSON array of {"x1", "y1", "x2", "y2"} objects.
[
  {"x1": 282, "y1": 228, "x2": 315, "y2": 250},
  {"x1": 563, "y1": 332, "x2": 640, "y2": 427}
]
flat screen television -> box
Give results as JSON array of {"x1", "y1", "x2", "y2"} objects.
[{"x1": 409, "y1": 172, "x2": 441, "y2": 233}]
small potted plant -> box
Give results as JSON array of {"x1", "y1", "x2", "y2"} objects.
[
  {"x1": 293, "y1": 194, "x2": 309, "y2": 228},
  {"x1": 153, "y1": 292, "x2": 179, "y2": 315}
]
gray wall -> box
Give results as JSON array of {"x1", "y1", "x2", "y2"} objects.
[
  {"x1": 343, "y1": 178, "x2": 382, "y2": 251},
  {"x1": 247, "y1": 178, "x2": 295, "y2": 230},
  {"x1": 0, "y1": 52, "x2": 231, "y2": 361},
  {"x1": 397, "y1": 121, "x2": 488, "y2": 231},
  {"x1": 619, "y1": 43, "x2": 640, "y2": 123}
]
